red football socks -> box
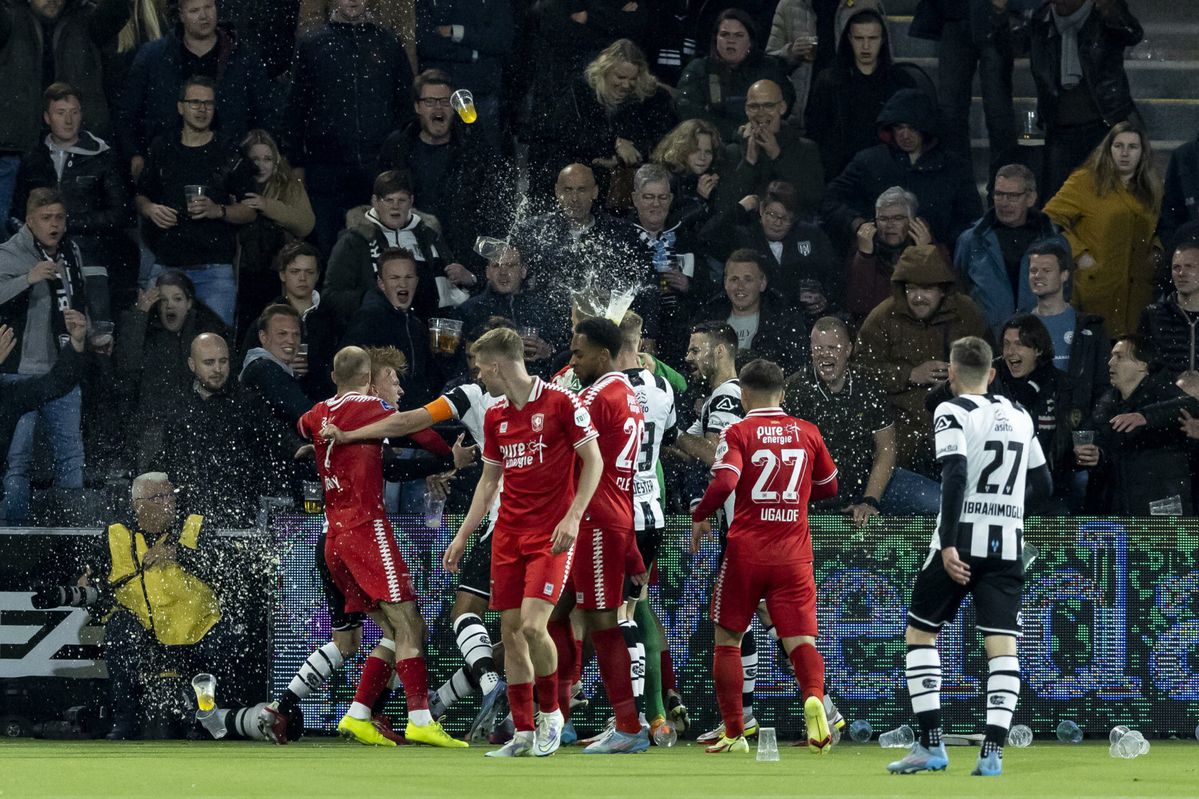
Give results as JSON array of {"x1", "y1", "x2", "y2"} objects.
[
  {"x1": 593, "y1": 626, "x2": 639, "y2": 735},
  {"x1": 353, "y1": 655, "x2": 392, "y2": 709},
  {"x1": 548, "y1": 620, "x2": 576, "y2": 720},
  {"x1": 535, "y1": 671, "x2": 560, "y2": 714},
  {"x1": 509, "y1": 681, "x2": 535, "y2": 732},
  {"x1": 395, "y1": 657, "x2": 430, "y2": 711},
  {"x1": 661, "y1": 648, "x2": 677, "y2": 692},
  {"x1": 790, "y1": 643, "x2": 825, "y2": 701},
  {"x1": 713, "y1": 644, "x2": 745, "y2": 738}
]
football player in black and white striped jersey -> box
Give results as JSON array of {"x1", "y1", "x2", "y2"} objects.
[{"x1": 890, "y1": 336, "x2": 1052, "y2": 777}]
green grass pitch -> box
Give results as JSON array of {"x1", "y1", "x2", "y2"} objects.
[{"x1": 2, "y1": 739, "x2": 1197, "y2": 798}]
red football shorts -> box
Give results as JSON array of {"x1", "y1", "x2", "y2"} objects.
[
  {"x1": 566, "y1": 525, "x2": 640, "y2": 611},
  {"x1": 711, "y1": 548, "x2": 817, "y2": 638},
  {"x1": 489, "y1": 526, "x2": 574, "y2": 611},
  {"x1": 324, "y1": 517, "x2": 417, "y2": 613}
]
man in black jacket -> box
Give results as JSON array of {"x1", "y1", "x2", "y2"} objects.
[
  {"x1": 287, "y1": 0, "x2": 415, "y2": 254},
  {"x1": 1075, "y1": 335, "x2": 1199, "y2": 515},
  {"x1": 511, "y1": 163, "x2": 655, "y2": 331},
  {"x1": 821, "y1": 89, "x2": 982, "y2": 252},
  {"x1": 1028, "y1": 0, "x2": 1143, "y2": 199},
  {"x1": 117, "y1": 0, "x2": 272, "y2": 180},
  {"x1": 239, "y1": 303, "x2": 309, "y2": 498},
  {"x1": 1138, "y1": 241, "x2": 1199, "y2": 379},
  {"x1": 455, "y1": 244, "x2": 564, "y2": 373},
  {"x1": 14, "y1": 83, "x2": 132, "y2": 320},
  {"x1": 1159, "y1": 132, "x2": 1199, "y2": 255},
  {"x1": 158, "y1": 333, "x2": 261, "y2": 527},
  {"x1": 692, "y1": 248, "x2": 808, "y2": 374},
  {"x1": 341, "y1": 248, "x2": 441, "y2": 408},
  {"x1": 376, "y1": 69, "x2": 504, "y2": 261}
]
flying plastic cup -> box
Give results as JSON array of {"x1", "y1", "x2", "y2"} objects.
[
  {"x1": 451, "y1": 89, "x2": 477, "y2": 124},
  {"x1": 192, "y1": 673, "x2": 217, "y2": 713}
]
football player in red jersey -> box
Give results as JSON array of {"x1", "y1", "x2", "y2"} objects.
[
  {"x1": 691, "y1": 359, "x2": 840, "y2": 755},
  {"x1": 444, "y1": 327, "x2": 604, "y2": 758},
  {"x1": 548, "y1": 318, "x2": 651, "y2": 754},
  {"x1": 298, "y1": 346, "x2": 466, "y2": 750}
]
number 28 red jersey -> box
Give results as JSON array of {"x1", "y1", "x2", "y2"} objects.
[{"x1": 713, "y1": 408, "x2": 838, "y2": 563}]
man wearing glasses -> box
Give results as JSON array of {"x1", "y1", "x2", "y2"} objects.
[
  {"x1": 377, "y1": 69, "x2": 499, "y2": 263},
  {"x1": 88, "y1": 473, "x2": 225, "y2": 739},
  {"x1": 716, "y1": 80, "x2": 824, "y2": 219},
  {"x1": 134, "y1": 76, "x2": 255, "y2": 327},
  {"x1": 953, "y1": 163, "x2": 1067, "y2": 337}
]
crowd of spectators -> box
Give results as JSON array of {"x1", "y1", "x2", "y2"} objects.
[{"x1": 1, "y1": 0, "x2": 1198, "y2": 528}]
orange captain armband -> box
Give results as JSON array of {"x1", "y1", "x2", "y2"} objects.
[{"x1": 422, "y1": 396, "x2": 455, "y2": 424}]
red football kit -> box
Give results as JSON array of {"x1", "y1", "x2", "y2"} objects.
[
  {"x1": 566, "y1": 371, "x2": 645, "y2": 610},
  {"x1": 481, "y1": 377, "x2": 598, "y2": 610},
  {"x1": 298, "y1": 392, "x2": 416, "y2": 613},
  {"x1": 692, "y1": 408, "x2": 838, "y2": 637}
]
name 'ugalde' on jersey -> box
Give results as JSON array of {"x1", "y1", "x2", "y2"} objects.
[
  {"x1": 932, "y1": 393, "x2": 1046, "y2": 561},
  {"x1": 481, "y1": 377, "x2": 598, "y2": 535},
  {"x1": 713, "y1": 408, "x2": 838, "y2": 563},
  {"x1": 297, "y1": 392, "x2": 395, "y2": 532},
  {"x1": 579, "y1": 372, "x2": 644, "y2": 530}
]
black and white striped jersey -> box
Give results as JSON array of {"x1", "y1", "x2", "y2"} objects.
[
  {"x1": 444, "y1": 382, "x2": 505, "y2": 528},
  {"x1": 625, "y1": 368, "x2": 677, "y2": 531},
  {"x1": 686, "y1": 378, "x2": 742, "y2": 438},
  {"x1": 932, "y1": 393, "x2": 1046, "y2": 561}
]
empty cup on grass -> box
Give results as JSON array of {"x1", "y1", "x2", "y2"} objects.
[
  {"x1": 756, "y1": 726, "x2": 779, "y2": 761},
  {"x1": 1008, "y1": 724, "x2": 1033, "y2": 747},
  {"x1": 879, "y1": 724, "x2": 915, "y2": 748},
  {"x1": 849, "y1": 719, "x2": 872, "y2": 742},
  {"x1": 1056, "y1": 720, "x2": 1082, "y2": 743}
]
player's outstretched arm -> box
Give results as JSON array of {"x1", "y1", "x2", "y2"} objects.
[
  {"x1": 445, "y1": 460, "x2": 501, "y2": 573},
  {"x1": 325, "y1": 408, "x2": 435, "y2": 443},
  {"x1": 676, "y1": 432, "x2": 718, "y2": 466},
  {"x1": 551, "y1": 438, "x2": 602, "y2": 554}
]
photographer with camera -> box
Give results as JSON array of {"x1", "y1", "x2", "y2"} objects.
[{"x1": 68, "y1": 473, "x2": 222, "y2": 740}]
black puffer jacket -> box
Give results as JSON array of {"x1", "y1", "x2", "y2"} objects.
[
  {"x1": 1138, "y1": 294, "x2": 1199, "y2": 377},
  {"x1": 1159, "y1": 136, "x2": 1199, "y2": 252},
  {"x1": 0, "y1": 0, "x2": 130, "y2": 152},
  {"x1": 1060, "y1": 310, "x2": 1111, "y2": 425},
  {"x1": 13, "y1": 130, "x2": 131, "y2": 263},
  {"x1": 285, "y1": 19, "x2": 413, "y2": 168},
  {"x1": 1086, "y1": 370, "x2": 1199, "y2": 515},
  {"x1": 821, "y1": 89, "x2": 982, "y2": 246},
  {"x1": 1027, "y1": 0, "x2": 1142, "y2": 129},
  {"x1": 341, "y1": 288, "x2": 441, "y2": 407}
]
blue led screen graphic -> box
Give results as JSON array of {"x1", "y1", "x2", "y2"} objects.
[{"x1": 270, "y1": 513, "x2": 1199, "y2": 739}]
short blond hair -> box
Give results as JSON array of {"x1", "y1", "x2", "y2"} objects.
[
  {"x1": 470, "y1": 327, "x2": 523, "y2": 362},
  {"x1": 950, "y1": 336, "x2": 992, "y2": 385},
  {"x1": 332, "y1": 346, "x2": 372, "y2": 387},
  {"x1": 365, "y1": 346, "x2": 408, "y2": 382}
]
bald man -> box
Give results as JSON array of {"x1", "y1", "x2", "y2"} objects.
[
  {"x1": 154, "y1": 333, "x2": 264, "y2": 526},
  {"x1": 510, "y1": 163, "x2": 656, "y2": 345},
  {"x1": 715, "y1": 80, "x2": 825, "y2": 218}
]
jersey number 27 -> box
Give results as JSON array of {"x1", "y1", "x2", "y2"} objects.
[{"x1": 751, "y1": 448, "x2": 807, "y2": 503}]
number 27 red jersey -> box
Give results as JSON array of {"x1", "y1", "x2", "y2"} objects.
[{"x1": 713, "y1": 408, "x2": 838, "y2": 563}]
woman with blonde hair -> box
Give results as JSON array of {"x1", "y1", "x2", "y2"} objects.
[
  {"x1": 1044, "y1": 121, "x2": 1162, "y2": 337},
  {"x1": 237, "y1": 129, "x2": 316, "y2": 332},
  {"x1": 652, "y1": 119, "x2": 723, "y2": 224},
  {"x1": 528, "y1": 39, "x2": 676, "y2": 205}
]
